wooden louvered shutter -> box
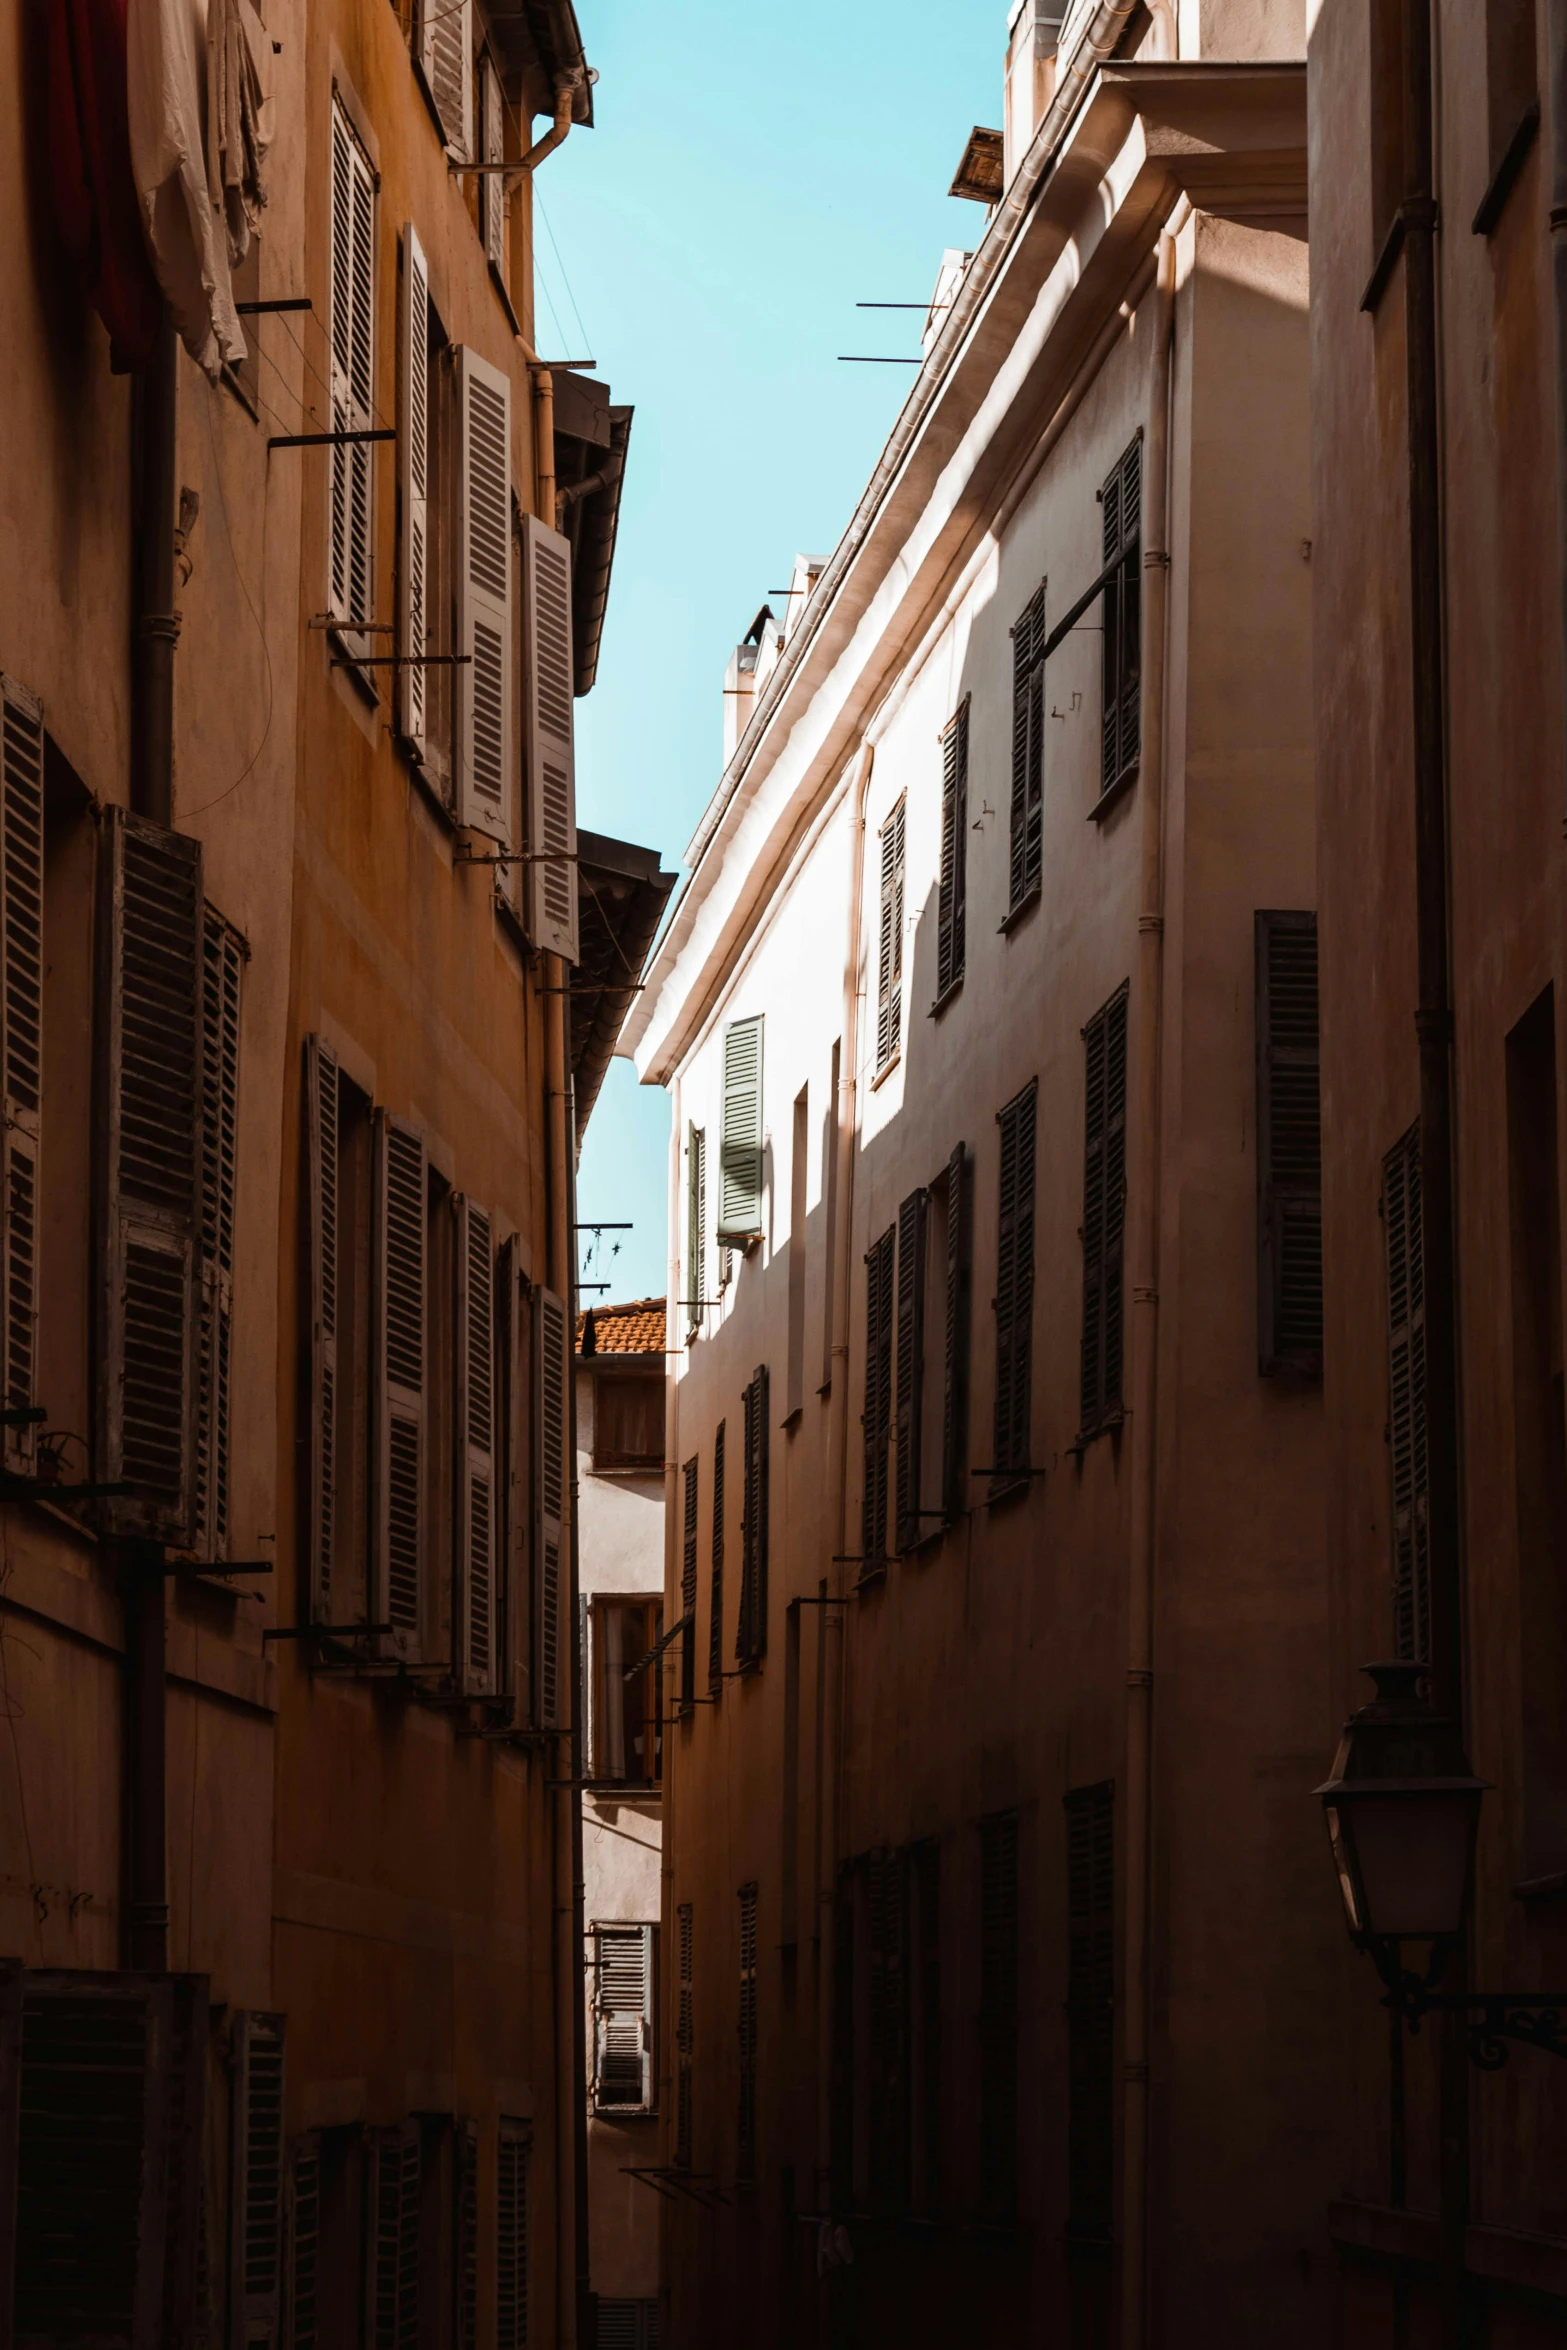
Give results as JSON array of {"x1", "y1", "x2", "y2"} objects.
[
  {"x1": 162, "y1": 1973, "x2": 209, "y2": 2350},
  {"x1": 364, "y1": 2122, "x2": 420, "y2": 2350},
  {"x1": 453, "y1": 2121, "x2": 479, "y2": 2350},
  {"x1": 1009, "y1": 586, "x2": 1045, "y2": 909},
  {"x1": 911, "y1": 1838, "x2": 941, "y2": 2213},
  {"x1": 1256, "y1": 912, "x2": 1323, "y2": 1377},
  {"x1": 0, "y1": 1961, "x2": 18, "y2": 2327},
  {"x1": 454, "y1": 1196, "x2": 497, "y2": 1694},
  {"x1": 717, "y1": 1016, "x2": 764, "y2": 1242},
  {"x1": 977, "y1": 1811, "x2": 1019, "y2": 2217},
  {"x1": 866, "y1": 1846, "x2": 909, "y2": 2214},
  {"x1": 532, "y1": 1284, "x2": 568, "y2": 1727},
  {"x1": 941, "y1": 1143, "x2": 969, "y2": 1522},
  {"x1": 419, "y1": 0, "x2": 471, "y2": 157},
  {"x1": 595, "y1": 1926, "x2": 655, "y2": 2112},
  {"x1": 992, "y1": 1084, "x2": 1037, "y2": 1485},
  {"x1": 707, "y1": 1419, "x2": 725, "y2": 1695},
  {"x1": 304, "y1": 1037, "x2": 339, "y2": 1622},
  {"x1": 0, "y1": 676, "x2": 44, "y2": 1472},
  {"x1": 455, "y1": 347, "x2": 513, "y2": 843},
  {"x1": 1101, "y1": 438, "x2": 1142, "y2": 798},
  {"x1": 894, "y1": 1188, "x2": 927, "y2": 1552},
  {"x1": 196, "y1": 910, "x2": 244, "y2": 1562},
  {"x1": 875, "y1": 800, "x2": 905, "y2": 1073},
  {"x1": 675, "y1": 1903, "x2": 694, "y2": 2167},
  {"x1": 737, "y1": 1365, "x2": 769, "y2": 1661},
  {"x1": 1384, "y1": 1124, "x2": 1430, "y2": 1663},
  {"x1": 231, "y1": 2010, "x2": 285, "y2": 2350},
  {"x1": 522, "y1": 514, "x2": 578, "y2": 960},
  {"x1": 736, "y1": 1883, "x2": 759, "y2": 2182},
  {"x1": 680, "y1": 1457, "x2": 698, "y2": 1710},
  {"x1": 496, "y1": 2121, "x2": 531, "y2": 2350},
  {"x1": 479, "y1": 57, "x2": 505, "y2": 267},
  {"x1": 1079, "y1": 985, "x2": 1128, "y2": 1440},
  {"x1": 936, "y1": 698, "x2": 968, "y2": 1002},
  {"x1": 328, "y1": 103, "x2": 375, "y2": 629},
  {"x1": 372, "y1": 1113, "x2": 427, "y2": 1660},
  {"x1": 97, "y1": 808, "x2": 203, "y2": 1543},
  {"x1": 497, "y1": 1237, "x2": 530, "y2": 1719},
  {"x1": 284, "y1": 2135, "x2": 320, "y2": 2350},
  {"x1": 399, "y1": 225, "x2": 431, "y2": 756},
  {"x1": 685, "y1": 1123, "x2": 705, "y2": 1323},
  {"x1": 1066, "y1": 1782, "x2": 1115, "y2": 2236},
  {"x1": 861, "y1": 1226, "x2": 894, "y2": 1567}
]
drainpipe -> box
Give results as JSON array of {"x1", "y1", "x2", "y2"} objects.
[
  {"x1": 533, "y1": 366, "x2": 557, "y2": 540},
  {"x1": 565, "y1": 1074, "x2": 592, "y2": 2350},
  {"x1": 659, "y1": 1080, "x2": 681, "y2": 2330},
  {"x1": 1548, "y1": 0, "x2": 1567, "y2": 820},
  {"x1": 1119, "y1": 224, "x2": 1177, "y2": 2350},
  {"x1": 519, "y1": 75, "x2": 579, "y2": 177}
]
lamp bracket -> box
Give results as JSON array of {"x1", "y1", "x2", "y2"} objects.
[{"x1": 1369, "y1": 1941, "x2": 1567, "y2": 2068}]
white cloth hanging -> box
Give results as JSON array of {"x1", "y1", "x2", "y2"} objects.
[
  {"x1": 206, "y1": 0, "x2": 273, "y2": 264},
  {"x1": 127, "y1": 0, "x2": 245, "y2": 377}
]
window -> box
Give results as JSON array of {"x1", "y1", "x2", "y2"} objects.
[
  {"x1": 285, "y1": 2133, "x2": 322, "y2": 2348},
  {"x1": 718, "y1": 1016, "x2": 765, "y2": 1244},
  {"x1": 861, "y1": 1226, "x2": 894, "y2": 1569},
  {"x1": 737, "y1": 1882, "x2": 759, "y2": 2182},
  {"x1": 838, "y1": 1839, "x2": 943, "y2": 2222},
  {"x1": 786, "y1": 1086, "x2": 807, "y2": 1417},
  {"x1": 911, "y1": 1838, "x2": 941, "y2": 2216},
  {"x1": 875, "y1": 798, "x2": 906, "y2": 1073},
  {"x1": 399, "y1": 228, "x2": 457, "y2": 797},
  {"x1": 534, "y1": 1284, "x2": 569, "y2": 1728},
  {"x1": 592, "y1": 1372, "x2": 663, "y2": 1470},
  {"x1": 195, "y1": 911, "x2": 245, "y2": 1561},
  {"x1": 736, "y1": 1367, "x2": 769, "y2": 1662},
  {"x1": 478, "y1": 51, "x2": 505, "y2": 271},
  {"x1": 675, "y1": 1903, "x2": 694, "y2": 2168},
  {"x1": 417, "y1": 0, "x2": 471, "y2": 158},
  {"x1": 936, "y1": 698, "x2": 968, "y2": 1000},
  {"x1": 993, "y1": 1084, "x2": 1037, "y2": 1487},
  {"x1": 496, "y1": 2120, "x2": 530, "y2": 2350},
  {"x1": 1099, "y1": 441, "x2": 1141, "y2": 802},
  {"x1": 1383, "y1": 1123, "x2": 1429, "y2": 1664},
  {"x1": 679, "y1": 1458, "x2": 698, "y2": 1711},
  {"x1": 373, "y1": 1111, "x2": 428, "y2": 1660},
  {"x1": 893, "y1": 1188, "x2": 926, "y2": 1553},
  {"x1": 1066, "y1": 1784, "x2": 1114, "y2": 2252},
  {"x1": 1009, "y1": 587, "x2": 1045, "y2": 910},
  {"x1": 977, "y1": 1811, "x2": 1019, "y2": 2217},
  {"x1": 938, "y1": 1144, "x2": 970, "y2": 1520},
  {"x1": 591, "y1": 1596, "x2": 663, "y2": 1785},
  {"x1": 708, "y1": 1419, "x2": 726, "y2": 1695},
  {"x1": 593, "y1": 1925, "x2": 656, "y2": 2113},
  {"x1": 1079, "y1": 986, "x2": 1128, "y2": 1443},
  {"x1": 597, "y1": 2300, "x2": 660, "y2": 2350},
  {"x1": 233, "y1": 2009, "x2": 289, "y2": 2346},
  {"x1": 364, "y1": 2121, "x2": 421, "y2": 2343},
  {"x1": 1255, "y1": 913, "x2": 1322, "y2": 1378},
  {"x1": 821, "y1": 1041, "x2": 840, "y2": 1394},
  {"x1": 685, "y1": 1122, "x2": 706, "y2": 1328},
  {"x1": 454, "y1": 1193, "x2": 498, "y2": 1696},
  {"x1": 0, "y1": 677, "x2": 43, "y2": 1477},
  {"x1": 328, "y1": 99, "x2": 376, "y2": 631},
  {"x1": 522, "y1": 514, "x2": 578, "y2": 959},
  {"x1": 900, "y1": 1147, "x2": 971, "y2": 1545},
  {"x1": 865, "y1": 1847, "x2": 910, "y2": 2214}
]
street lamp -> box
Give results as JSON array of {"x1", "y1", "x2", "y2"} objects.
[{"x1": 1318, "y1": 1664, "x2": 1567, "y2": 2068}]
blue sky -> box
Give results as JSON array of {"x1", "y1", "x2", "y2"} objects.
[{"x1": 554, "y1": 1, "x2": 1001, "y2": 1305}]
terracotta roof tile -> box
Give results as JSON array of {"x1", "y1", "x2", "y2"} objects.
[{"x1": 575, "y1": 1296, "x2": 666, "y2": 1357}]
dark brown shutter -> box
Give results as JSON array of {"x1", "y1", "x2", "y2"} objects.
[
  {"x1": 1079, "y1": 984, "x2": 1128, "y2": 1440},
  {"x1": 284, "y1": 2134, "x2": 321, "y2": 2350},
  {"x1": 936, "y1": 700, "x2": 968, "y2": 1001},
  {"x1": 977, "y1": 1811, "x2": 1019, "y2": 2217},
  {"x1": 1384, "y1": 1124, "x2": 1430, "y2": 1662},
  {"x1": 162, "y1": 1973, "x2": 209, "y2": 2350},
  {"x1": 364, "y1": 2121, "x2": 420, "y2": 2349},
  {"x1": 196, "y1": 910, "x2": 245, "y2": 1561},
  {"x1": 304, "y1": 1037, "x2": 339, "y2": 1622},
  {"x1": 497, "y1": 1237, "x2": 530, "y2": 1722},
  {"x1": 911, "y1": 1838, "x2": 941, "y2": 2214},
  {"x1": 1066, "y1": 1781, "x2": 1115, "y2": 2236},
  {"x1": 454, "y1": 1196, "x2": 498, "y2": 1695},
  {"x1": 708, "y1": 1419, "x2": 725, "y2": 1695},
  {"x1": 1009, "y1": 586, "x2": 1045, "y2": 909},
  {"x1": 875, "y1": 800, "x2": 905, "y2": 1073},
  {"x1": 867, "y1": 1846, "x2": 909, "y2": 2214},
  {"x1": 1100, "y1": 439, "x2": 1142, "y2": 798},
  {"x1": 231, "y1": 2009, "x2": 286, "y2": 2350},
  {"x1": 372, "y1": 1112, "x2": 427, "y2": 1659},
  {"x1": 1255, "y1": 912, "x2": 1323, "y2": 1377},
  {"x1": 0, "y1": 675, "x2": 44, "y2": 1473},
  {"x1": 533, "y1": 1285, "x2": 569, "y2": 1727},
  {"x1": 737, "y1": 1366, "x2": 769, "y2": 1661},
  {"x1": 496, "y1": 2120, "x2": 531, "y2": 2350},
  {"x1": 861, "y1": 1227, "x2": 894, "y2": 1568},
  {"x1": 0, "y1": 1959, "x2": 19, "y2": 2323},
  {"x1": 993, "y1": 1083, "x2": 1038, "y2": 1485},
  {"x1": 680, "y1": 1456, "x2": 699, "y2": 1710},
  {"x1": 941, "y1": 1142, "x2": 970, "y2": 1521},
  {"x1": 894, "y1": 1188, "x2": 927, "y2": 1552},
  {"x1": 97, "y1": 807, "x2": 204, "y2": 1542},
  {"x1": 675, "y1": 1902, "x2": 694, "y2": 2169},
  {"x1": 453, "y1": 2120, "x2": 479, "y2": 2350},
  {"x1": 737, "y1": 1882, "x2": 759, "y2": 2182}
]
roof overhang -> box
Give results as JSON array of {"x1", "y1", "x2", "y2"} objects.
[
  {"x1": 486, "y1": 0, "x2": 594, "y2": 124},
  {"x1": 553, "y1": 372, "x2": 632, "y2": 695},
  {"x1": 571, "y1": 831, "x2": 677, "y2": 1145}
]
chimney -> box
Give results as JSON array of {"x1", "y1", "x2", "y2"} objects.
[{"x1": 1003, "y1": 0, "x2": 1063, "y2": 183}]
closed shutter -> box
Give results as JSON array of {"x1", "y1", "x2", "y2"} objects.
[
  {"x1": 911, "y1": 1838, "x2": 941, "y2": 2214},
  {"x1": 977, "y1": 1811, "x2": 1019, "y2": 2217},
  {"x1": 97, "y1": 808, "x2": 203, "y2": 1543},
  {"x1": 522, "y1": 514, "x2": 578, "y2": 960},
  {"x1": 940, "y1": 1142, "x2": 969, "y2": 1522},
  {"x1": 455, "y1": 347, "x2": 513, "y2": 843},
  {"x1": 675, "y1": 1902, "x2": 694, "y2": 2168},
  {"x1": 1384, "y1": 1124, "x2": 1430, "y2": 1663},
  {"x1": 1079, "y1": 984, "x2": 1129, "y2": 1441},
  {"x1": 936, "y1": 698, "x2": 968, "y2": 1002},
  {"x1": 1255, "y1": 912, "x2": 1323, "y2": 1377},
  {"x1": 875, "y1": 799, "x2": 905, "y2": 1073},
  {"x1": 597, "y1": 2299, "x2": 659, "y2": 2350},
  {"x1": 1100, "y1": 438, "x2": 1142, "y2": 798},
  {"x1": 231, "y1": 2010, "x2": 285, "y2": 2350},
  {"x1": 364, "y1": 2122, "x2": 420, "y2": 2350},
  {"x1": 304, "y1": 1037, "x2": 339, "y2": 1622},
  {"x1": 866, "y1": 1846, "x2": 909, "y2": 2214},
  {"x1": 0, "y1": 1961, "x2": 19, "y2": 2326},
  {"x1": 861, "y1": 1226, "x2": 893, "y2": 1568},
  {"x1": 161, "y1": 1973, "x2": 209, "y2": 2350},
  {"x1": 717, "y1": 1017, "x2": 764, "y2": 1243},
  {"x1": 454, "y1": 1196, "x2": 497, "y2": 1694},
  {"x1": 680, "y1": 1457, "x2": 698, "y2": 1710},
  {"x1": 736, "y1": 1883, "x2": 758, "y2": 2182},
  {"x1": 1065, "y1": 1782, "x2": 1115, "y2": 2236},
  {"x1": 894, "y1": 1189, "x2": 927, "y2": 1552},
  {"x1": 372, "y1": 1113, "x2": 427, "y2": 1660},
  {"x1": 479, "y1": 56, "x2": 505, "y2": 268},
  {"x1": 497, "y1": 1237, "x2": 530, "y2": 1720},
  {"x1": 195, "y1": 909, "x2": 244, "y2": 1562},
  {"x1": 1009, "y1": 585, "x2": 1045, "y2": 909},
  {"x1": 284, "y1": 2135, "x2": 320, "y2": 2350},
  {"x1": 532, "y1": 1285, "x2": 568, "y2": 1727},
  {"x1": 737, "y1": 1365, "x2": 769, "y2": 1662},
  {"x1": 595, "y1": 1925, "x2": 655, "y2": 2112},
  {"x1": 685, "y1": 1123, "x2": 706, "y2": 1324},
  {"x1": 992, "y1": 1083, "x2": 1037, "y2": 1485},
  {"x1": 418, "y1": 0, "x2": 471, "y2": 158},
  {"x1": 453, "y1": 2120, "x2": 479, "y2": 2350},
  {"x1": 328, "y1": 103, "x2": 375, "y2": 629},
  {"x1": 398, "y1": 225, "x2": 431, "y2": 756},
  {"x1": 0, "y1": 678, "x2": 43, "y2": 1474},
  {"x1": 496, "y1": 2121, "x2": 531, "y2": 2350},
  {"x1": 707, "y1": 1419, "x2": 725, "y2": 1695}
]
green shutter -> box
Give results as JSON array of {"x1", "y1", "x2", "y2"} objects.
[{"x1": 718, "y1": 1017, "x2": 764, "y2": 1242}]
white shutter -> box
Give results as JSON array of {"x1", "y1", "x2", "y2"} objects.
[
  {"x1": 532, "y1": 1284, "x2": 567, "y2": 1728},
  {"x1": 372, "y1": 1111, "x2": 426, "y2": 1661},
  {"x1": 717, "y1": 1016, "x2": 764, "y2": 1243},
  {"x1": 231, "y1": 2011, "x2": 286, "y2": 2350},
  {"x1": 454, "y1": 1195, "x2": 497, "y2": 1696},
  {"x1": 329, "y1": 102, "x2": 375, "y2": 628},
  {"x1": 363, "y1": 2122, "x2": 420, "y2": 2350},
  {"x1": 419, "y1": 0, "x2": 472, "y2": 160},
  {"x1": 455, "y1": 347, "x2": 513, "y2": 843},
  {"x1": 195, "y1": 908, "x2": 245, "y2": 1562},
  {"x1": 479, "y1": 57, "x2": 505, "y2": 270},
  {"x1": 398, "y1": 225, "x2": 430, "y2": 754},
  {"x1": 594, "y1": 1925, "x2": 655, "y2": 2112},
  {"x1": 522, "y1": 514, "x2": 577, "y2": 960},
  {"x1": 305, "y1": 1036, "x2": 339, "y2": 1623},
  {"x1": 0, "y1": 676, "x2": 43, "y2": 1474}
]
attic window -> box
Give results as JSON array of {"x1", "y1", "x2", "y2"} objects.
[{"x1": 950, "y1": 127, "x2": 1004, "y2": 205}]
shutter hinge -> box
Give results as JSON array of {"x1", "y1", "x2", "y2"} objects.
[{"x1": 1126, "y1": 1666, "x2": 1153, "y2": 1689}]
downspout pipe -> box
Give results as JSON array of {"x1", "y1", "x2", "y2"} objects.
[
  {"x1": 519, "y1": 74, "x2": 579, "y2": 177},
  {"x1": 565, "y1": 1073, "x2": 592, "y2": 2350}
]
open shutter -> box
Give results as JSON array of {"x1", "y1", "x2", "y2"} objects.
[
  {"x1": 675, "y1": 1903, "x2": 694, "y2": 2168},
  {"x1": 595, "y1": 1926, "x2": 655, "y2": 2112},
  {"x1": 680, "y1": 1457, "x2": 698, "y2": 1709},
  {"x1": 453, "y1": 2120, "x2": 479, "y2": 2350},
  {"x1": 1079, "y1": 986, "x2": 1128, "y2": 1439},
  {"x1": 162, "y1": 1974, "x2": 209, "y2": 2350},
  {"x1": 399, "y1": 226, "x2": 430, "y2": 755},
  {"x1": 284, "y1": 2135, "x2": 320, "y2": 2350},
  {"x1": 1101, "y1": 439, "x2": 1142, "y2": 797},
  {"x1": 861, "y1": 1226, "x2": 894, "y2": 1568},
  {"x1": 1066, "y1": 1783, "x2": 1115, "y2": 2234},
  {"x1": 707, "y1": 1419, "x2": 725, "y2": 1696},
  {"x1": 738, "y1": 1366, "x2": 769, "y2": 1661},
  {"x1": 1255, "y1": 912, "x2": 1323, "y2": 1377},
  {"x1": 0, "y1": 677, "x2": 44, "y2": 1473},
  {"x1": 941, "y1": 1142, "x2": 969, "y2": 1521},
  {"x1": 364, "y1": 2122, "x2": 420, "y2": 2350},
  {"x1": 936, "y1": 698, "x2": 967, "y2": 1003},
  {"x1": 737, "y1": 1883, "x2": 759, "y2": 2181},
  {"x1": 328, "y1": 104, "x2": 375, "y2": 629},
  {"x1": 196, "y1": 910, "x2": 244, "y2": 1562},
  {"x1": 496, "y1": 2122, "x2": 531, "y2": 2350},
  {"x1": 685, "y1": 1123, "x2": 706, "y2": 1324},
  {"x1": 993, "y1": 1083, "x2": 1037, "y2": 1484},
  {"x1": 372, "y1": 1112, "x2": 426, "y2": 1661},
  {"x1": 454, "y1": 1196, "x2": 497, "y2": 1694},
  {"x1": 978, "y1": 1812, "x2": 1020, "y2": 2217},
  {"x1": 498, "y1": 1236, "x2": 530, "y2": 1721},
  {"x1": 522, "y1": 514, "x2": 578, "y2": 959},
  {"x1": 419, "y1": 0, "x2": 471, "y2": 158},
  {"x1": 455, "y1": 347, "x2": 513, "y2": 843},
  {"x1": 304, "y1": 1037, "x2": 339, "y2": 1621},
  {"x1": 532, "y1": 1284, "x2": 568, "y2": 1727},
  {"x1": 97, "y1": 808, "x2": 203, "y2": 1542},
  {"x1": 479, "y1": 57, "x2": 505, "y2": 268},
  {"x1": 1384, "y1": 1124, "x2": 1430, "y2": 1663},
  {"x1": 717, "y1": 1016, "x2": 764, "y2": 1243},
  {"x1": 1009, "y1": 586, "x2": 1045, "y2": 909},
  {"x1": 875, "y1": 800, "x2": 905, "y2": 1073},
  {"x1": 894, "y1": 1188, "x2": 927, "y2": 1553},
  {"x1": 231, "y1": 2011, "x2": 285, "y2": 2350}
]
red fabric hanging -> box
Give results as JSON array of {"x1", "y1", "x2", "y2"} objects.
[{"x1": 48, "y1": 0, "x2": 163, "y2": 372}]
